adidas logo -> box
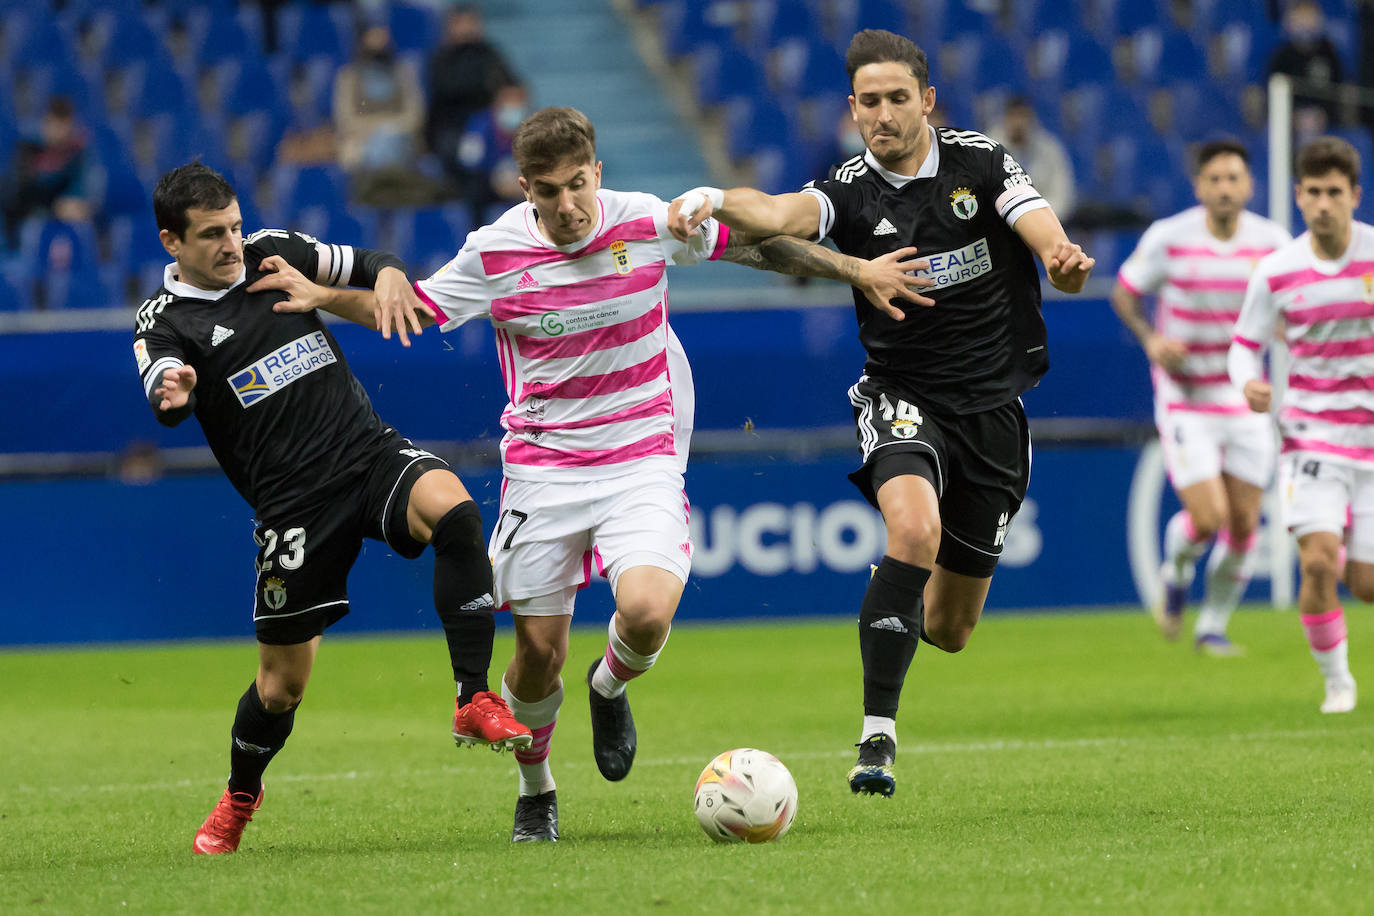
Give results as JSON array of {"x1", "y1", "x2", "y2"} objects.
[
  {"x1": 211, "y1": 325, "x2": 235, "y2": 346},
  {"x1": 460, "y1": 593, "x2": 496, "y2": 611},
  {"x1": 869, "y1": 616, "x2": 908, "y2": 633},
  {"x1": 872, "y1": 218, "x2": 898, "y2": 236},
  {"x1": 234, "y1": 737, "x2": 273, "y2": 755},
  {"x1": 514, "y1": 271, "x2": 539, "y2": 292}
]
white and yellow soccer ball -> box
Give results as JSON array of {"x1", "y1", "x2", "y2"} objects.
[{"x1": 693, "y1": 748, "x2": 797, "y2": 843}]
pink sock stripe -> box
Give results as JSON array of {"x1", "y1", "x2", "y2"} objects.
[
  {"x1": 1175, "y1": 511, "x2": 1203, "y2": 544},
  {"x1": 604, "y1": 645, "x2": 647, "y2": 682},
  {"x1": 1218, "y1": 528, "x2": 1257, "y2": 552},
  {"x1": 1301, "y1": 608, "x2": 1347, "y2": 652},
  {"x1": 514, "y1": 722, "x2": 556, "y2": 764}
]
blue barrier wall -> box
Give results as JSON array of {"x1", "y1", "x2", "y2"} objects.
[
  {"x1": 0, "y1": 443, "x2": 1247, "y2": 647},
  {"x1": 0, "y1": 299, "x2": 1151, "y2": 455}
]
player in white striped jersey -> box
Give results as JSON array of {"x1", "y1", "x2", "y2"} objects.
[
  {"x1": 1229, "y1": 136, "x2": 1373, "y2": 713},
  {"x1": 266, "y1": 106, "x2": 926, "y2": 840},
  {"x1": 1112, "y1": 140, "x2": 1291, "y2": 654}
]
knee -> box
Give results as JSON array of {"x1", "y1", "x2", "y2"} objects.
[
  {"x1": 1300, "y1": 552, "x2": 1341, "y2": 590},
  {"x1": 257, "y1": 681, "x2": 305, "y2": 713},
  {"x1": 1225, "y1": 517, "x2": 1258, "y2": 545},
  {"x1": 516, "y1": 634, "x2": 566, "y2": 677},
  {"x1": 924, "y1": 622, "x2": 973, "y2": 653},
  {"x1": 614, "y1": 596, "x2": 675, "y2": 638},
  {"x1": 886, "y1": 513, "x2": 941, "y2": 563}
]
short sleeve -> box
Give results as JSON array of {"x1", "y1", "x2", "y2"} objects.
[
  {"x1": 133, "y1": 302, "x2": 187, "y2": 402},
  {"x1": 415, "y1": 237, "x2": 492, "y2": 331},
  {"x1": 247, "y1": 228, "x2": 358, "y2": 288},
  {"x1": 986, "y1": 144, "x2": 1050, "y2": 229},
  {"x1": 803, "y1": 168, "x2": 861, "y2": 244},
  {"x1": 1117, "y1": 223, "x2": 1169, "y2": 296}
]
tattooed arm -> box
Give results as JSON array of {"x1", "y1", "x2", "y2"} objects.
[{"x1": 718, "y1": 233, "x2": 936, "y2": 319}]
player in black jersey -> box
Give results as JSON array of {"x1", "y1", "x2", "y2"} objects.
[
  {"x1": 669, "y1": 30, "x2": 1094, "y2": 797},
  {"x1": 134, "y1": 163, "x2": 531, "y2": 855}
]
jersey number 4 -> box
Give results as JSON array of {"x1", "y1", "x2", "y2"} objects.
[{"x1": 256, "y1": 527, "x2": 307, "y2": 573}]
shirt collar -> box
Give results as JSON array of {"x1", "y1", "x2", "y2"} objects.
[
  {"x1": 863, "y1": 126, "x2": 940, "y2": 188},
  {"x1": 162, "y1": 261, "x2": 247, "y2": 301}
]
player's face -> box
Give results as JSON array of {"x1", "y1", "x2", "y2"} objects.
[
  {"x1": 1296, "y1": 169, "x2": 1361, "y2": 243},
  {"x1": 848, "y1": 62, "x2": 935, "y2": 170},
  {"x1": 160, "y1": 202, "x2": 244, "y2": 290},
  {"x1": 521, "y1": 159, "x2": 603, "y2": 246},
  {"x1": 1194, "y1": 153, "x2": 1252, "y2": 222}
]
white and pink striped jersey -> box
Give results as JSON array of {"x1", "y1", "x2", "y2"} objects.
[
  {"x1": 414, "y1": 189, "x2": 728, "y2": 482},
  {"x1": 1117, "y1": 206, "x2": 1290, "y2": 415},
  {"x1": 1233, "y1": 222, "x2": 1374, "y2": 469}
]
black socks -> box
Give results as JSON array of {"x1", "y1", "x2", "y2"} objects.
[
  {"x1": 431, "y1": 500, "x2": 495, "y2": 706},
  {"x1": 857, "y1": 555, "x2": 930, "y2": 719},
  {"x1": 228, "y1": 681, "x2": 296, "y2": 797}
]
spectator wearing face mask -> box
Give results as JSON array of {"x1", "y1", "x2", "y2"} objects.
[
  {"x1": 426, "y1": 4, "x2": 519, "y2": 189},
  {"x1": 1268, "y1": 0, "x2": 1345, "y2": 126},
  {"x1": 454, "y1": 83, "x2": 529, "y2": 219},
  {"x1": 334, "y1": 23, "x2": 430, "y2": 206}
]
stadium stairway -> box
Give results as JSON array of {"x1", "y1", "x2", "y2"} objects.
[{"x1": 481, "y1": 0, "x2": 788, "y2": 301}]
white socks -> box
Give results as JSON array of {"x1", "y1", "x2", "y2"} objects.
[
  {"x1": 590, "y1": 614, "x2": 665, "y2": 699},
  {"x1": 501, "y1": 677, "x2": 562, "y2": 797}
]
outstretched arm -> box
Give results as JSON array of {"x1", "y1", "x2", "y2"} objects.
[
  {"x1": 1012, "y1": 207, "x2": 1094, "y2": 293},
  {"x1": 668, "y1": 187, "x2": 822, "y2": 241},
  {"x1": 720, "y1": 233, "x2": 936, "y2": 320},
  {"x1": 249, "y1": 256, "x2": 435, "y2": 343}
]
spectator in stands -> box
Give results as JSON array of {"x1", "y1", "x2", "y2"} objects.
[
  {"x1": 1, "y1": 97, "x2": 92, "y2": 251},
  {"x1": 455, "y1": 82, "x2": 529, "y2": 216},
  {"x1": 426, "y1": 4, "x2": 518, "y2": 189},
  {"x1": 333, "y1": 22, "x2": 429, "y2": 206},
  {"x1": 984, "y1": 96, "x2": 1075, "y2": 220},
  {"x1": 1267, "y1": 0, "x2": 1345, "y2": 126}
]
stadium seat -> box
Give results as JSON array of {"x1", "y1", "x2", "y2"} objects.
[
  {"x1": 27, "y1": 217, "x2": 109, "y2": 309},
  {"x1": 657, "y1": 0, "x2": 731, "y2": 59},
  {"x1": 695, "y1": 42, "x2": 767, "y2": 107},
  {"x1": 389, "y1": 2, "x2": 438, "y2": 54},
  {"x1": 277, "y1": 2, "x2": 350, "y2": 67},
  {"x1": 724, "y1": 96, "x2": 793, "y2": 161}
]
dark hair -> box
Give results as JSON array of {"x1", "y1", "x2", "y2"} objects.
[
  {"x1": 46, "y1": 96, "x2": 75, "y2": 120},
  {"x1": 1296, "y1": 136, "x2": 1361, "y2": 186},
  {"x1": 153, "y1": 161, "x2": 236, "y2": 238},
  {"x1": 845, "y1": 29, "x2": 928, "y2": 89},
  {"x1": 1194, "y1": 139, "x2": 1250, "y2": 174},
  {"x1": 511, "y1": 106, "x2": 596, "y2": 178}
]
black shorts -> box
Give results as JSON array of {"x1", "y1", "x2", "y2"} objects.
[
  {"x1": 847, "y1": 376, "x2": 1031, "y2": 578},
  {"x1": 251, "y1": 432, "x2": 449, "y2": 645}
]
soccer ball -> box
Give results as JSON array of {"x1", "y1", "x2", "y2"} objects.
[{"x1": 693, "y1": 748, "x2": 797, "y2": 843}]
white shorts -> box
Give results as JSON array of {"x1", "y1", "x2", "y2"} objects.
[
  {"x1": 490, "y1": 467, "x2": 693, "y2": 616},
  {"x1": 1280, "y1": 452, "x2": 1374, "y2": 562},
  {"x1": 1157, "y1": 407, "x2": 1275, "y2": 491}
]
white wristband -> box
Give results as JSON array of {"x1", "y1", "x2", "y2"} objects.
[{"x1": 676, "y1": 186, "x2": 725, "y2": 216}]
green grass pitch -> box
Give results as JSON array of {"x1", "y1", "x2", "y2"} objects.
[{"x1": 3, "y1": 608, "x2": 1372, "y2": 914}]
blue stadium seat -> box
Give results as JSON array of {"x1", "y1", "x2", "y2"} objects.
[
  {"x1": 656, "y1": 0, "x2": 731, "y2": 59},
  {"x1": 1136, "y1": 28, "x2": 1208, "y2": 86},
  {"x1": 278, "y1": 164, "x2": 349, "y2": 216},
  {"x1": 724, "y1": 96, "x2": 793, "y2": 161},
  {"x1": 395, "y1": 206, "x2": 472, "y2": 274},
  {"x1": 1169, "y1": 83, "x2": 1244, "y2": 142},
  {"x1": 1061, "y1": 34, "x2": 1115, "y2": 89},
  {"x1": 696, "y1": 42, "x2": 767, "y2": 107},
  {"x1": 278, "y1": 2, "x2": 350, "y2": 67},
  {"x1": 389, "y1": 2, "x2": 438, "y2": 54},
  {"x1": 27, "y1": 218, "x2": 109, "y2": 309}
]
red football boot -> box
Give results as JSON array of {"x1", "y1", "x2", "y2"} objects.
[
  {"x1": 452, "y1": 691, "x2": 533, "y2": 752},
  {"x1": 193, "y1": 784, "x2": 263, "y2": 855}
]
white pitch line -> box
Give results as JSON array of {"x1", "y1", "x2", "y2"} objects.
[{"x1": 13, "y1": 725, "x2": 1374, "y2": 798}]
